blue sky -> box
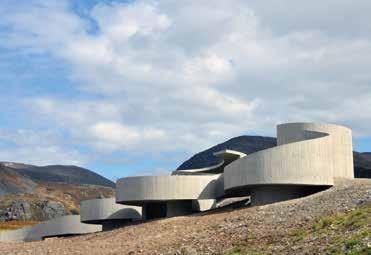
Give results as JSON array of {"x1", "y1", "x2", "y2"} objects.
[{"x1": 0, "y1": 0, "x2": 370, "y2": 181}]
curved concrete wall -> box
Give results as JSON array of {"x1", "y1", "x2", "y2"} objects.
[
  {"x1": 173, "y1": 149, "x2": 246, "y2": 175},
  {"x1": 224, "y1": 123, "x2": 353, "y2": 204},
  {"x1": 29, "y1": 215, "x2": 102, "y2": 241},
  {"x1": 0, "y1": 226, "x2": 32, "y2": 243},
  {"x1": 0, "y1": 215, "x2": 102, "y2": 243},
  {"x1": 277, "y1": 123, "x2": 354, "y2": 179},
  {"x1": 173, "y1": 161, "x2": 225, "y2": 175},
  {"x1": 116, "y1": 175, "x2": 224, "y2": 204},
  {"x1": 80, "y1": 198, "x2": 142, "y2": 224}
]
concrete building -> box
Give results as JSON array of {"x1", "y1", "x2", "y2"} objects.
[
  {"x1": 224, "y1": 123, "x2": 354, "y2": 205},
  {"x1": 117, "y1": 122, "x2": 354, "y2": 212},
  {"x1": 116, "y1": 175, "x2": 224, "y2": 218},
  {"x1": 80, "y1": 198, "x2": 142, "y2": 230},
  {"x1": 0, "y1": 122, "x2": 354, "y2": 242}
]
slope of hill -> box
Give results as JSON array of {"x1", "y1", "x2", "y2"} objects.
[
  {"x1": 0, "y1": 162, "x2": 115, "y2": 192},
  {"x1": 177, "y1": 135, "x2": 371, "y2": 178},
  {"x1": 354, "y1": 152, "x2": 371, "y2": 178},
  {"x1": 0, "y1": 163, "x2": 115, "y2": 222},
  {"x1": 0, "y1": 178, "x2": 369, "y2": 254},
  {"x1": 177, "y1": 136, "x2": 277, "y2": 170}
]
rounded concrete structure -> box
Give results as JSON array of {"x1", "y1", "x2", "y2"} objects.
[
  {"x1": 224, "y1": 123, "x2": 354, "y2": 204},
  {"x1": 116, "y1": 175, "x2": 224, "y2": 219},
  {"x1": 116, "y1": 175, "x2": 224, "y2": 204},
  {"x1": 277, "y1": 123, "x2": 354, "y2": 179},
  {"x1": 80, "y1": 198, "x2": 142, "y2": 230},
  {"x1": 0, "y1": 215, "x2": 102, "y2": 242},
  {"x1": 80, "y1": 198, "x2": 142, "y2": 223},
  {"x1": 31, "y1": 215, "x2": 102, "y2": 241},
  {"x1": 173, "y1": 150, "x2": 246, "y2": 175}
]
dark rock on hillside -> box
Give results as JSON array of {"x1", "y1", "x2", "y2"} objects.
[
  {"x1": 0, "y1": 162, "x2": 114, "y2": 221},
  {"x1": 0, "y1": 162, "x2": 114, "y2": 197},
  {"x1": 40, "y1": 201, "x2": 66, "y2": 219},
  {"x1": 177, "y1": 135, "x2": 370, "y2": 178},
  {"x1": 353, "y1": 152, "x2": 371, "y2": 178},
  {"x1": 7, "y1": 201, "x2": 32, "y2": 221},
  {"x1": 0, "y1": 200, "x2": 67, "y2": 222},
  {"x1": 177, "y1": 136, "x2": 277, "y2": 170},
  {"x1": 0, "y1": 167, "x2": 37, "y2": 197}
]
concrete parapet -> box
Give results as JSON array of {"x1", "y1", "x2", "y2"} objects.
[
  {"x1": 224, "y1": 123, "x2": 354, "y2": 204},
  {"x1": 116, "y1": 175, "x2": 224, "y2": 205},
  {"x1": 0, "y1": 215, "x2": 102, "y2": 242},
  {"x1": 80, "y1": 198, "x2": 142, "y2": 224}
]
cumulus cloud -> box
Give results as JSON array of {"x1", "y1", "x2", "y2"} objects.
[
  {"x1": 0, "y1": 0, "x2": 371, "y2": 168},
  {"x1": 0, "y1": 129, "x2": 87, "y2": 166}
]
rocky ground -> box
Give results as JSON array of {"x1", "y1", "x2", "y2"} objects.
[
  {"x1": 0, "y1": 179, "x2": 370, "y2": 255},
  {"x1": 0, "y1": 183, "x2": 114, "y2": 224}
]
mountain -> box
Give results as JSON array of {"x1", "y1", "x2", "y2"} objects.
[
  {"x1": 0, "y1": 163, "x2": 115, "y2": 222},
  {"x1": 177, "y1": 136, "x2": 277, "y2": 170},
  {"x1": 353, "y1": 152, "x2": 371, "y2": 178},
  {"x1": 177, "y1": 135, "x2": 371, "y2": 178}
]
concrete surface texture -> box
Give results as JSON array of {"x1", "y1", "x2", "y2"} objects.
[
  {"x1": 116, "y1": 175, "x2": 224, "y2": 204},
  {"x1": 0, "y1": 122, "x2": 355, "y2": 242},
  {"x1": 117, "y1": 122, "x2": 354, "y2": 208},
  {"x1": 0, "y1": 215, "x2": 102, "y2": 242},
  {"x1": 80, "y1": 198, "x2": 142, "y2": 224},
  {"x1": 224, "y1": 122, "x2": 354, "y2": 204},
  {"x1": 173, "y1": 149, "x2": 246, "y2": 175},
  {"x1": 0, "y1": 225, "x2": 31, "y2": 243}
]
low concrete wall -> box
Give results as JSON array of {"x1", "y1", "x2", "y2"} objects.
[
  {"x1": 116, "y1": 175, "x2": 224, "y2": 205},
  {"x1": 0, "y1": 215, "x2": 102, "y2": 243},
  {"x1": 0, "y1": 226, "x2": 31, "y2": 243},
  {"x1": 80, "y1": 198, "x2": 142, "y2": 224}
]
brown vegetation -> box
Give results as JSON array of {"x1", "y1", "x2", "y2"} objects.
[{"x1": 0, "y1": 178, "x2": 369, "y2": 254}]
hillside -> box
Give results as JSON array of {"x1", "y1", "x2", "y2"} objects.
[
  {"x1": 354, "y1": 152, "x2": 371, "y2": 178},
  {"x1": 177, "y1": 136, "x2": 277, "y2": 170},
  {"x1": 177, "y1": 135, "x2": 371, "y2": 178},
  {"x1": 0, "y1": 162, "x2": 114, "y2": 195},
  {"x1": 0, "y1": 163, "x2": 115, "y2": 222},
  {"x1": 0, "y1": 178, "x2": 369, "y2": 254}
]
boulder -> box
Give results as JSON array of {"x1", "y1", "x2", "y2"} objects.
[{"x1": 41, "y1": 200, "x2": 66, "y2": 219}]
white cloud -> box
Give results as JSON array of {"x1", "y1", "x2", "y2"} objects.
[
  {"x1": 88, "y1": 121, "x2": 166, "y2": 151},
  {"x1": 1, "y1": 0, "x2": 371, "y2": 167},
  {"x1": 0, "y1": 129, "x2": 87, "y2": 166}
]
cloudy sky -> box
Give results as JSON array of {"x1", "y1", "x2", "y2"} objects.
[{"x1": 0, "y1": 0, "x2": 370, "y2": 180}]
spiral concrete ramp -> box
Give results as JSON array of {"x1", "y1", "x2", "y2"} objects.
[
  {"x1": 224, "y1": 123, "x2": 354, "y2": 205},
  {"x1": 117, "y1": 122, "x2": 354, "y2": 212}
]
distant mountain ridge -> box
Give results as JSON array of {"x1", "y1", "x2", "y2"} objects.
[
  {"x1": 0, "y1": 162, "x2": 114, "y2": 197},
  {"x1": 177, "y1": 135, "x2": 371, "y2": 178}
]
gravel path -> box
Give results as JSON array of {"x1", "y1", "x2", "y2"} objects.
[{"x1": 0, "y1": 178, "x2": 370, "y2": 255}]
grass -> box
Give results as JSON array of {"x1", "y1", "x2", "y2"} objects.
[
  {"x1": 69, "y1": 208, "x2": 80, "y2": 215},
  {"x1": 326, "y1": 229, "x2": 371, "y2": 255},
  {"x1": 312, "y1": 206, "x2": 371, "y2": 254},
  {"x1": 224, "y1": 205, "x2": 370, "y2": 255},
  {"x1": 313, "y1": 206, "x2": 370, "y2": 232},
  {"x1": 224, "y1": 248, "x2": 242, "y2": 255},
  {"x1": 292, "y1": 229, "x2": 308, "y2": 242},
  {"x1": 0, "y1": 220, "x2": 39, "y2": 231}
]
